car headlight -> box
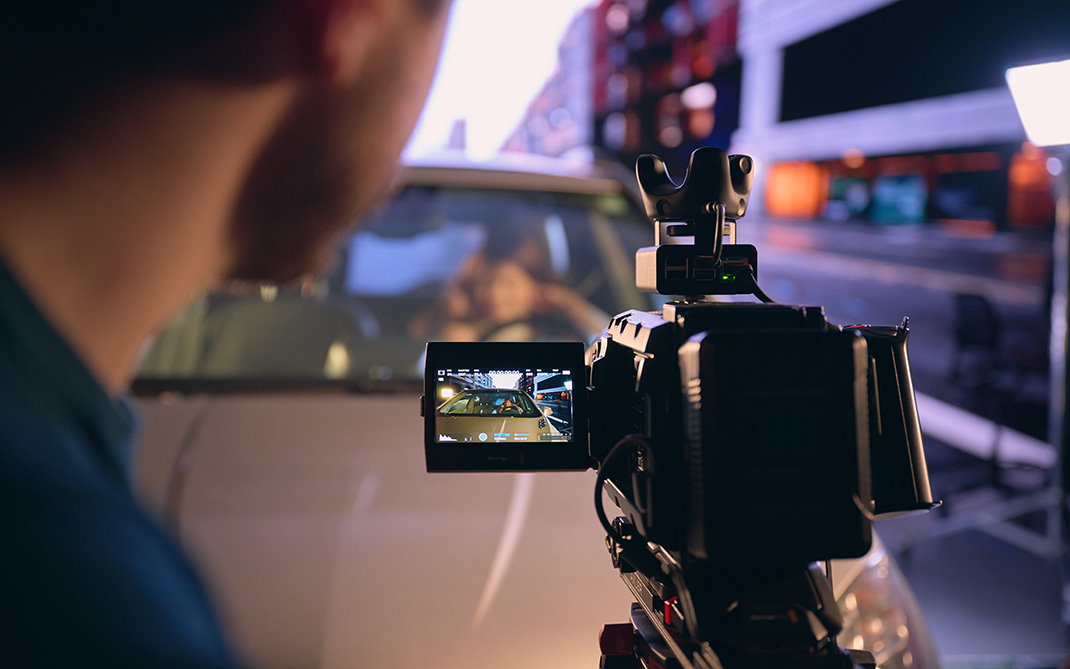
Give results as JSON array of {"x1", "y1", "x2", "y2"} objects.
[{"x1": 836, "y1": 545, "x2": 937, "y2": 669}]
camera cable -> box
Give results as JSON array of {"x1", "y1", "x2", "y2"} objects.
[
  {"x1": 746, "y1": 265, "x2": 777, "y2": 304},
  {"x1": 594, "y1": 434, "x2": 649, "y2": 542},
  {"x1": 595, "y1": 434, "x2": 665, "y2": 577}
]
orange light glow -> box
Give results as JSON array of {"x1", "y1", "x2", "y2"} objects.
[
  {"x1": 842, "y1": 149, "x2": 866, "y2": 169},
  {"x1": 1021, "y1": 141, "x2": 1042, "y2": 159},
  {"x1": 1008, "y1": 149, "x2": 1055, "y2": 227},
  {"x1": 687, "y1": 108, "x2": 715, "y2": 139},
  {"x1": 765, "y1": 162, "x2": 828, "y2": 219}
]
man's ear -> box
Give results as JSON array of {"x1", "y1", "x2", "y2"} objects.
[{"x1": 299, "y1": 0, "x2": 380, "y2": 84}]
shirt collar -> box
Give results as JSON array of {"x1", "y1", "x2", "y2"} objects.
[{"x1": 0, "y1": 254, "x2": 138, "y2": 481}]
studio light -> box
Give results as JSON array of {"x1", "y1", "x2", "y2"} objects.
[{"x1": 1006, "y1": 58, "x2": 1070, "y2": 147}]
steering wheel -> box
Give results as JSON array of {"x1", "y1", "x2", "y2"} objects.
[{"x1": 480, "y1": 314, "x2": 588, "y2": 343}]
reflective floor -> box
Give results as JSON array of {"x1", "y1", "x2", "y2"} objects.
[{"x1": 877, "y1": 437, "x2": 1068, "y2": 669}]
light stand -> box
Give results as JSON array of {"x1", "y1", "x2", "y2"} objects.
[
  {"x1": 1006, "y1": 58, "x2": 1070, "y2": 621},
  {"x1": 915, "y1": 61, "x2": 1070, "y2": 561}
]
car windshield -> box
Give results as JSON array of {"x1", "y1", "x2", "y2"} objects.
[
  {"x1": 136, "y1": 172, "x2": 654, "y2": 390},
  {"x1": 437, "y1": 390, "x2": 541, "y2": 417}
]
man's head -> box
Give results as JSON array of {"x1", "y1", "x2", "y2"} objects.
[
  {"x1": 226, "y1": 0, "x2": 453, "y2": 282},
  {"x1": 0, "y1": 0, "x2": 451, "y2": 283}
]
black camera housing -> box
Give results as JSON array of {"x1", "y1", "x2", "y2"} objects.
[
  {"x1": 422, "y1": 147, "x2": 933, "y2": 562},
  {"x1": 420, "y1": 147, "x2": 936, "y2": 666},
  {"x1": 587, "y1": 302, "x2": 873, "y2": 566}
]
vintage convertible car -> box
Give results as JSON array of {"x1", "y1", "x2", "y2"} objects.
[{"x1": 133, "y1": 153, "x2": 938, "y2": 669}]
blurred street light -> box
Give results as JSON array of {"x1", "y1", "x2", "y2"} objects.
[
  {"x1": 1006, "y1": 58, "x2": 1070, "y2": 147},
  {"x1": 1006, "y1": 57, "x2": 1070, "y2": 623}
]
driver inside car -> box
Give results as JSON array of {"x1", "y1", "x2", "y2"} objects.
[{"x1": 425, "y1": 233, "x2": 609, "y2": 343}]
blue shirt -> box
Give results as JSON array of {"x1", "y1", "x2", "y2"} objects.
[{"x1": 0, "y1": 256, "x2": 242, "y2": 667}]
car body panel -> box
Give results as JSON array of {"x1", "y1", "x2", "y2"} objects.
[
  {"x1": 135, "y1": 393, "x2": 634, "y2": 668},
  {"x1": 134, "y1": 390, "x2": 939, "y2": 669}
]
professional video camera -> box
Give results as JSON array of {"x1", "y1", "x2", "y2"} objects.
[{"x1": 422, "y1": 147, "x2": 937, "y2": 669}]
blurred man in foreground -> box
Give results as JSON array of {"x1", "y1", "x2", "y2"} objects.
[{"x1": 0, "y1": 1, "x2": 450, "y2": 665}]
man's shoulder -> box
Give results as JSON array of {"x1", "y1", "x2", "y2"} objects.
[
  {"x1": 0, "y1": 397, "x2": 244, "y2": 667},
  {"x1": 0, "y1": 394, "x2": 118, "y2": 491},
  {"x1": 0, "y1": 393, "x2": 161, "y2": 576}
]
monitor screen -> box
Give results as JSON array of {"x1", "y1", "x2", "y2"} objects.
[
  {"x1": 433, "y1": 367, "x2": 576, "y2": 443},
  {"x1": 424, "y1": 342, "x2": 591, "y2": 471}
]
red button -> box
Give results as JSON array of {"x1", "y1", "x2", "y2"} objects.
[{"x1": 664, "y1": 596, "x2": 679, "y2": 626}]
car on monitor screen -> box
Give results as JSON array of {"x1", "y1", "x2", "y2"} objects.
[{"x1": 435, "y1": 388, "x2": 565, "y2": 443}]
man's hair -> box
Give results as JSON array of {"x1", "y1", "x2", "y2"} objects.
[
  {"x1": 0, "y1": 0, "x2": 451, "y2": 163},
  {"x1": 0, "y1": 2, "x2": 266, "y2": 160}
]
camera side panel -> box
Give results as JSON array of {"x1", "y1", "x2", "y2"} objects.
[{"x1": 680, "y1": 327, "x2": 872, "y2": 564}]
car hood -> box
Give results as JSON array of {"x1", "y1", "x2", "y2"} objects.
[
  {"x1": 133, "y1": 392, "x2": 633, "y2": 669},
  {"x1": 133, "y1": 392, "x2": 932, "y2": 669}
]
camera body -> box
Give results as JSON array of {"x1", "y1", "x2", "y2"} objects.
[
  {"x1": 587, "y1": 302, "x2": 872, "y2": 566},
  {"x1": 422, "y1": 147, "x2": 935, "y2": 667},
  {"x1": 424, "y1": 148, "x2": 932, "y2": 558}
]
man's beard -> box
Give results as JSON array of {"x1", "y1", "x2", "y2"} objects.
[{"x1": 224, "y1": 93, "x2": 399, "y2": 284}]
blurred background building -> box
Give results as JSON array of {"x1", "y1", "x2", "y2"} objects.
[
  {"x1": 503, "y1": 9, "x2": 595, "y2": 156},
  {"x1": 732, "y1": 0, "x2": 1067, "y2": 227},
  {"x1": 589, "y1": 0, "x2": 742, "y2": 166},
  {"x1": 508, "y1": 0, "x2": 1069, "y2": 233}
]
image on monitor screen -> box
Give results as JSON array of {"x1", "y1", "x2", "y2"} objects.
[{"x1": 433, "y1": 367, "x2": 575, "y2": 443}]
